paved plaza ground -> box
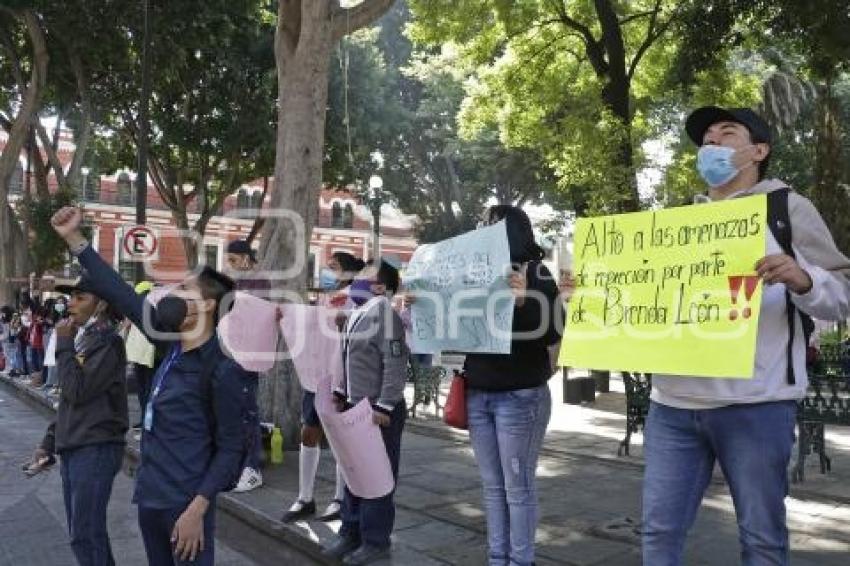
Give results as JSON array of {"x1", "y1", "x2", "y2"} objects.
[{"x1": 3, "y1": 371, "x2": 850, "y2": 565}]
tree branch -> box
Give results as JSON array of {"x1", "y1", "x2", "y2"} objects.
[
  {"x1": 0, "y1": 9, "x2": 48, "y2": 192},
  {"x1": 546, "y1": 0, "x2": 596, "y2": 47},
  {"x1": 29, "y1": 131, "x2": 51, "y2": 200},
  {"x1": 276, "y1": 0, "x2": 301, "y2": 57},
  {"x1": 247, "y1": 176, "x2": 270, "y2": 244},
  {"x1": 35, "y1": 121, "x2": 69, "y2": 188},
  {"x1": 547, "y1": 0, "x2": 607, "y2": 76},
  {"x1": 331, "y1": 0, "x2": 395, "y2": 42},
  {"x1": 627, "y1": 0, "x2": 676, "y2": 81},
  {"x1": 619, "y1": 10, "x2": 656, "y2": 26}
]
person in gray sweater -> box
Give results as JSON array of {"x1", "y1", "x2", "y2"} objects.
[
  {"x1": 30, "y1": 272, "x2": 128, "y2": 566},
  {"x1": 324, "y1": 259, "x2": 409, "y2": 565}
]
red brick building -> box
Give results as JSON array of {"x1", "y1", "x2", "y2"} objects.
[{"x1": 2, "y1": 131, "x2": 419, "y2": 285}]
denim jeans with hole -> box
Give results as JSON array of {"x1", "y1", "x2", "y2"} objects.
[
  {"x1": 467, "y1": 384, "x2": 551, "y2": 566},
  {"x1": 642, "y1": 400, "x2": 797, "y2": 566}
]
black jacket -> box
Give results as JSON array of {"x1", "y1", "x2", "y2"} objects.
[
  {"x1": 464, "y1": 261, "x2": 563, "y2": 391},
  {"x1": 41, "y1": 320, "x2": 129, "y2": 454}
]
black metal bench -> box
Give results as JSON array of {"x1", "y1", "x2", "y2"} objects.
[
  {"x1": 792, "y1": 343, "x2": 850, "y2": 482},
  {"x1": 794, "y1": 372, "x2": 850, "y2": 482},
  {"x1": 619, "y1": 372, "x2": 652, "y2": 456},
  {"x1": 407, "y1": 363, "x2": 446, "y2": 418}
]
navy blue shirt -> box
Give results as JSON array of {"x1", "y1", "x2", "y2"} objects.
[{"x1": 76, "y1": 246, "x2": 248, "y2": 509}]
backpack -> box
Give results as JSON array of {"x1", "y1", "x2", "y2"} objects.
[
  {"x1": 197, "y1": 348, "x2": 258, "y2": 492},
  {"x1": 766, "y1": 187, "x2": 816, "y2": 385}
]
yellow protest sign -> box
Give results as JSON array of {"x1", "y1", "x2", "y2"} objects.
[{"x1": 558, "y1": 195, "x2": 766, "y2": 378}]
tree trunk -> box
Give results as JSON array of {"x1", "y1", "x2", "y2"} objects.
[
  {"x1": 811, "y1": 76, "x2": 850, "y2": 255},
  {"x1": 257, "y1": 2, "x2": 335, "y2": 447},
  {"x1": 0, "y1": 9, "x2": 47, "y2": 305},
  {"x1": 595, "y1": 0, "x2": 639, "y2": 213},
  {"x1": 173, "y1": 206, "x2": 198, "y2": 270},
  {"x1": 258, "y1": 0, "x2": 395, "y2": 447}
]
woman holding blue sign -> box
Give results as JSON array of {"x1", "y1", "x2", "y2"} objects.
[{"x1": 463, "y1": 205, "x2": 565, "y2": 566}]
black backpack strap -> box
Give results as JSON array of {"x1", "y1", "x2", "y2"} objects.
[{"x1": 766, "y1": 188, "x2": 814, "y2": 385}]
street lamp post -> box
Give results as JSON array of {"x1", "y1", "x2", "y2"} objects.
[
  {"x1": 368, "y1": 174, "x2": 383, "y2": 261},
  {"x1": 81, "y1": 166, "x2": 90, "y2": 200},
  {"x1": 135, "y1": 0, "x2": 152, "y2": 283}
]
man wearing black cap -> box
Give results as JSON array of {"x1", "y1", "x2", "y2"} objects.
[
  {"x1": 642, "y1": 107, "x2": 850, "y2": 564},
  {"x1": 29, "y1": 272, "x2": 128, "y2": 565}
]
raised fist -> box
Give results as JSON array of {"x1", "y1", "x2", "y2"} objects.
[{"x1": 50, "y1": 207, "x2": 84, "y2": 241}]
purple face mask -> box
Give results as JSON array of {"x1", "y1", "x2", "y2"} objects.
[{"x1": 349, "y1": 279, "x2": 375, "y2": 306}]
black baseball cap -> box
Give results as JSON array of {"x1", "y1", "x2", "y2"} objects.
[
  {"x1": 685, "y1": 106, "x2": 771, "y2": 147},
  {"x1": 226, "y1": 239, "x2": 257, "y2": 262},
  {"x1": 55, "y1": 271, "x2": 102, "y2": 298}
]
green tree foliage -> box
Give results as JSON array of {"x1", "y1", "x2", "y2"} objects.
[
  {"x1": 408, "y1": 0, "x2": 692, "y2": 215},
  {"x1": 91, "y1": 0, "x2": 277, "y2": 265},
  {"x1": 17, "y1": 189, "x2": 79, "y2": 275},
  {"x1": 360, "y1": 2, "x2": 560, "y2": 242},
  {"x1": 670, "y1": 0, "x2": 850, "y2": 252}
]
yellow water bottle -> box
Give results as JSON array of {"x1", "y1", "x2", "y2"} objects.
[{"x1": 270, "y1": 426, "x2": 284, "y2": 465}]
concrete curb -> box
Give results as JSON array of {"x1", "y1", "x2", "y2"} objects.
[{"x1": 0, "y1": 373, "x2": 334, "y2": 565}]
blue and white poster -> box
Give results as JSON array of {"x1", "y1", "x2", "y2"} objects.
[{"x1": 403, "y1": 220, "x2": 514, "y2": 354}]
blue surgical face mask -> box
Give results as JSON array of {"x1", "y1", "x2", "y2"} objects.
[
  {"x1": 696, "y1": 145, "x2": 752, "y2": 188},
  {"x1": 319, "y1": 268, "x2": 338, "y2": 290}
]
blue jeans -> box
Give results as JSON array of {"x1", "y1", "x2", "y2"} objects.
[
  {"x1": 642, "y1": 400, "x2": 797, "y2": 566},
  {"x1": 19, "y1": 341, "x2": 29, "y2": 374},
  {"x1": 467, "y1": 384, "x2": 551, "y2": 566},
  {"x1": 28, "y1": 346, "x2": 43, "y2": 373},
  {"x1": 241, "y1": 372, "x2": 262, "y2": 470},
  {"x1": 340, "y1": 401, "x2": 406, "y2": 548},
  {"x1": 138, "y1": 504, "x2": 216, "y2": 566},
  {"x1": 60, "y1": 443, "x2": 125, "y2": 566},
  {"x1": 4, "y1": 340, "x2": 21, "y2": 371}
]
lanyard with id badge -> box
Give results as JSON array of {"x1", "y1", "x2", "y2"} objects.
[{"x1": 143, "y1": 346, "x2": 181, "y2": 432}]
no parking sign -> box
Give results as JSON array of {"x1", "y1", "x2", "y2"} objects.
[{"x1": 121, "y1": 225, "x2": 159, "y2": 261}]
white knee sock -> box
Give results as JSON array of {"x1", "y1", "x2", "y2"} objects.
[
  {"x1": 298, "y1": 444, "x2": 320, "y2": 503},
  {"x1": 334, "y1": 462, "x2": 346, "y2": 501}
]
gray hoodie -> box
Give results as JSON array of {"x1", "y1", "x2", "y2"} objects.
[{"x1": 652, "y1": 179, "x2": 850, "y2": 409}]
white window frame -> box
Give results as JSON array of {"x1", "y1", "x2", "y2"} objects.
[{"x1": 201, "y1": 237, "x2": 224, "y2": 271}]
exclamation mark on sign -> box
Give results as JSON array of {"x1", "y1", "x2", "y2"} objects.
[
  {"x1": 729, "y1": 275, "x2": 761, "y2": 321},
  {"x1": 729, "y1": 276, "x2": 743, "y2": 321},
  {"x1": 742, "y1": 275, "x2": 760, "y2": 319}
]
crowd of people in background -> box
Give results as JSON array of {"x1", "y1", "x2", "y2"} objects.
[{"x1": 1, "y1": 288, "x2": 70, "y2": 394}]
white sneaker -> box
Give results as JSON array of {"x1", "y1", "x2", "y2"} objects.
[{"x1": 233, "y1": 467, "x2": 263, "y2": 493}]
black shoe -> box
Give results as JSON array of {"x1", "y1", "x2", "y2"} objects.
[
  {"x1": 321, "y1": 536, "x2": 361, "y2": 560},
  {"x1": 317, "y1": 499, "x2": 343, "y2": 522},
  {"x1": 342, "y1": 544, "x2": 390, "y2": 565},
  {"x1": 281, "y1": 499, "x2": 316, "y2": 523}
]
